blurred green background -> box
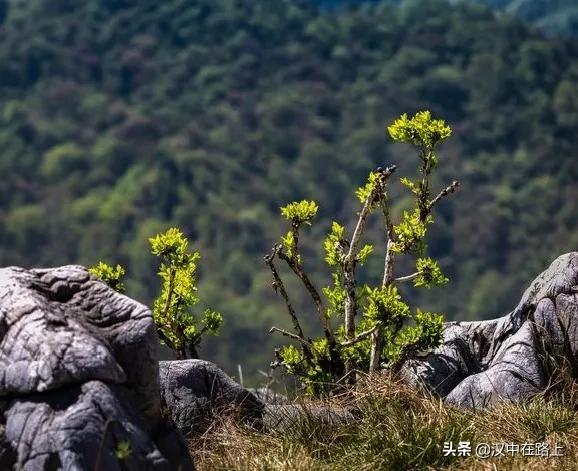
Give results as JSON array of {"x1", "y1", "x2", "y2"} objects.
[{"x1": 0, "y1": 0, "x2": 577, "y2": 384}]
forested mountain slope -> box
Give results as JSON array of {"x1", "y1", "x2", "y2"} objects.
[
  {"x1": 316, "y1": 0, "x2": 578, "y2": 36},
  {"x1": 469, "y1": 0, "x2": 578, "y2": 36},
  {"x1": 0, "y1": 0, "x2": 577, "y2": 380}
]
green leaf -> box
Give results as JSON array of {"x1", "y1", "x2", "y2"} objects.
[
  {"x1": 400, "y1": 177, "x2": 420, "y2": 196},
  {"x1": 383, "y1": 309, "x2": 444, "y2": 364},
  {"x1": 278, "y1": 344, "x2": 304, "y2": 376},
  {"x1": 413, "y1": 309, "x2": 444, "y2": 351},
  {"x1": 150, "y1": 227, "x2": 187, "y2": 256},
  {"x1": 356, "y1": 244, "x2": 373, "y2": 265},
  {"x1": 281, "y1": 230, "x2": 297, "y2": 260},
  {"x1": 114, "y1": 441, "x2": 131, "y2": 460},
  {"x1": 89, "y1": 262, "x2": 126, "y2": 294},
  {"x1": 323, "y1": 221, "x2": 345, "y2": 267}
]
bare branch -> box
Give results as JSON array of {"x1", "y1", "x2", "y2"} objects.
[
  {"x1": 427, "y1": 180, "x2": 460, "y2": 212},
  {"x1": 369, "y1": 328, "x2": 383, "y2": 373},
  {"x1": 344, "y1": 165, "x2": 397, "y2": 347},
  {"x1": 417, "y1": 148, "x2": 435, "y2": 219},
  {"x1": 264, "y1": 246, "x2": 307, "y2": 343},
  {"x1": 269, "y1": 326, "x2": 315, "y2": 352},
  {"x1": 380, "y1": 192, "x2": 395, "y2": 288},
  {"x1": 277, "y1": 248, "x2": 335, "y2": 343},
  {"x1": 395, "y1": 272, "x2": 419, "y2": 283},
  {"x1": 345, "y1": 165, "x2": 397, "y2": 267},
  {"x1": 371, "y1": 167, "x2": 397, "y2": 371},
  {"x1": 341, "y1": 322, "x2": 382, "y2": 347}
]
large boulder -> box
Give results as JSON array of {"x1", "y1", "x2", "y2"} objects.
[
  {"x1": 159, "y1": 359, "x2": 264, "y2": 437},
  {"x1": 0, "y1": 265, "x2": 192, "y2": 470},
  {"x1": 403, "y1": 252, "x2": 578, "y2": 409}
]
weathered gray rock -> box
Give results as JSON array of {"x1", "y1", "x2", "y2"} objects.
[
  {"x1": 248, "y1": 387, "x2": 291, "y2": 405},
  {"x1": 159, "y1": 359, "x2": 264, "y2": 437},
  {"x1": 263, "y1": 404, "x2": 355, "y2": 431},
  {"x1": 403, "y1": 252, "x2": 578, "y2": 409},
  {"x1": 0, "y1": 265, "x2": 193, "y2": 470}
]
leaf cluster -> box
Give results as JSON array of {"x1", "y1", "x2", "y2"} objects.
[
  {"x1": 280, "y1": 200, "x2": 319, "y2": 225},
  {"x1": 89, "y1": 262, "x2": 126, "y2": 294},
  {"x1": 387, "y1": 111, "x2": 451, "y2": 151},
  {"x1": 414, "y1": 257, "x2": 449, "y2": 288}
]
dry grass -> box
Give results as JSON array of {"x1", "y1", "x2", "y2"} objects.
[{"x1": 190, "y1": 369, "x2": 578, "y2": 471}]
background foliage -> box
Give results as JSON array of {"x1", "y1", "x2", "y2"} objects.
[
  {"x1": 461, "y1": 0, "x2": 578, "y2": 37},
  {"x1": 0, "y1": 0, "x2": 577, "y2": 382}
]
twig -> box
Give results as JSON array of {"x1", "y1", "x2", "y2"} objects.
[
  {"x1": 427, "y1": 180, "x2": 460, "y2": 212},
  {"x1": 277, "y1": 249, "x2": 335, "y2": 344},
  {"x1": 395, "y1": 272, "x2": 419, "y2": 283},
  {"x1": 156, "y1": 328, "x2": 174, "y2": 351},
  {"x1": 269, "y1": 326, "x2": 315, "y2": 352},
  {"x1": 264, "y1": 247, "x2": 307, "y2": 341},
  {"x1": 340, "y1": 322, "x2": 382, "y2": 347},
  {"x1": 417, "y1": 149, "x2": 434, "y2": 219},
  {"x1": 369, "y1": 329, "x2": 383, "y2": 373},
  {"x1": 159, "y1": 266, "x2": 183, "y2": 356},
  {"x1": 380, "y1": 191, "x2": 395, "y2": 288},
  {"x1": 388, "y1": 180, "x2": 460, "y2": 256},
  {"x1": 346, "y1": 165, "x2": 397, "y2": 266}
]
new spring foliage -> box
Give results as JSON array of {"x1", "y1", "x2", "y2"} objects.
[
  {"x1": 267, "y1": 111, "x2": 458, "y2": 394},
  {"x1": 149, "y1": 227, "x2": 223, "y2": 359},
  {"x1": 90, "y1": 227, "x2": 222, "y2": 359}
]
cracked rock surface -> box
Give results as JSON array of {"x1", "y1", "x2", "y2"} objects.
[
  {"x1": 0, "y1": 265, "x2": 193, "y2": 470},
  {"x1": 403, "y1": 252, "x2": 578, "y2": 409}
]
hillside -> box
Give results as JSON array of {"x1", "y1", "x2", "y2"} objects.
[
  {"x1": 0, "y1": 0, "x2": 577, "y2": 381},
  {"x1": 471, "y1": 0, "x2": 578, "y2": 36},
  {"x1": 316, "y1": 0, "x2": 578, "y2": 36}
]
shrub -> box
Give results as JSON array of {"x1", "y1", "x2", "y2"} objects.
[
  {"x1": 266, "y1": 111, "x2": 459, "y2": 394},
  {"x1": 90, "y1": 227, "x2": 222, "y2": 359}
]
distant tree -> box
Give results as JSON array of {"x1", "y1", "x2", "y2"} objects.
[
  {"x1": 266, "y1": 111, "x2": 459, "y2": 394},
  {"x1": 90, "y1": 227, "x2": 223, "y2": 359}
]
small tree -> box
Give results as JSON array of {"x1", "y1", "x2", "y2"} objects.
[
  {"x1": 265, "y1": 111, "x2": 459, "y2": 394},
  {"x1": 90, "y1": 227, "x2": 222, "y2": 360}
]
